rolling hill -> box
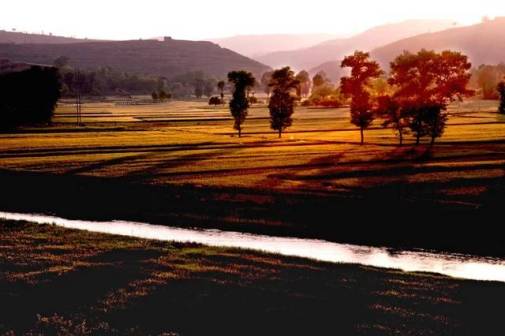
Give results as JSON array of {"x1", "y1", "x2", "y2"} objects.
[
  {"x1": 210, "y1": 34, "x2": 340, "y2": 58},
  {"x1": 371, "y1": 17, "x2": 505, "y2": 67},
  {"x1": 0, "y1": 30, "x2": 102, "y2": 44},
  {"x1": 257, "y1": 19, "x2": 458, "y2": 70},
  {"x1": 0, "y1": 37, "x2": 270, "y2": 79}
]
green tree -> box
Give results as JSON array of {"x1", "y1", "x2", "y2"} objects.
[
  {"x1": 268, "y1": 67, "x2": 300, "y2": 138},
  {"x1": 340, "y1": 51, "x2": 383, "y2": 145},
  {"x1": 228, "y1": 71, "x2": 255, "y2": 137}
]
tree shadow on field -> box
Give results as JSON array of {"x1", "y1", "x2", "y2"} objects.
[{"x1": 62, "y1": 142, "x2": 231, "y2": 178}]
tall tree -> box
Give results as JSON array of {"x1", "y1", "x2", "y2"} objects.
[
  {"x1": 268, "y1": 67, "x2": 300, "y2": 138},
  {"x1": 389, "y1": 50, "x2": 473, "y2": 145},
  {"x1": 340, "y1": 51, "x2": 383, "y2": 145},
  {"x1": 228, "y1": 71, "x2": 255, "y2": 137},
  {"x1": 295, "y1": 70, "x2": 311, "y2": 98},
  {"x1": 217, "y1": 80, "x2": 226, "y2": 102}
]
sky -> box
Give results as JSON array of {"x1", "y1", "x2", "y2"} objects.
[{"x1": 1, "y1": 0, "x2": 504, "y2": 40}]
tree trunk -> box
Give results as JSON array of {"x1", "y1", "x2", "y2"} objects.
[
  {"x1": 238, "y1": 127, "x2": 241, "y2": 138},
  {"x1": 278, "y1": 129, "x2": 282, "y2": 138},
  {"x1": 430, "y1": 134, "x2": 436, "y2": 146},
  {"x1": 399, "y1": 129, "x2": 403, "y2": 146},
  {"x1": 416, "y1": 133, "x2": 420, "y2": 146},
  {"x1": 360, "y1": 127, "x2": 364, "y2": 145}
]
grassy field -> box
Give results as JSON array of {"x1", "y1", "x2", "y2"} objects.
[
  {"x1": 1, "y1": 98, "x2": 505, "y2": 254},
  {"x1": 1, "y1": 220, "x2": 504, "y2": 336},
  {"x1": 1, "y1": 99, "x2": 504, "y2": 196}
]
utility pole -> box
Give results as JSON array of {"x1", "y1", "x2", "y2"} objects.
[{"x1": 75, "y1": 70, "x2": 82, "y2": 126}]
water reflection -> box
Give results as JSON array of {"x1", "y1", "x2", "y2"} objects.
[{"x1": 1, "y1": 211, "x2": 504, "y2": 282}]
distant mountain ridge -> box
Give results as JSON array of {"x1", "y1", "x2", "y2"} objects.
[
  {"x1": 371, "y1": 17, "x2": 505, "y2": 67},
  {"x1": 257, "y1": 19, "x2": 458, "y2": 70},
  {"x1": 210, "y1": 34, "x2": 340, "y2": 58},
  {"x1": 0, "y1": 36, "x2": 270, "y2": 79}
]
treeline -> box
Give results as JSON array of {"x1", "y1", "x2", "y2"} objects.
[
  {"x1": 471, "y1": 63, "x2": 505, "y2": 99},
  {"x1": 54, "y1": 56, "x2": 221, "y2": 99},
  {"x1": 227, "y1": 49, "x2": 481, "y2": 145},
  {"x1": 0, "y1": 65, "x2": 60, "y2": 129}
]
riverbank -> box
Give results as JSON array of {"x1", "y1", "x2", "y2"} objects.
[
  {"x1": 1, "y1": 168, "x2": 505, "y2": 257},
  {"x1": 1, "y1": 219, "x2": 504, "y2": 335}
]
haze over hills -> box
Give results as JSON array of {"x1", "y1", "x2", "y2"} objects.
[
  {"x1": 210, "y1": 34, "x2": 340, "y2": 58},
  {"x1": 0, "y1": 30, "x2": 103, "y2": 44},
  {"x1": 371, "y1": 17, "x2": 505, "y2": 68},
  {"x1": 308, "y1": 61, "x2": 347, "y2": 83},
  {"x1": 0, "y1": 36, "x2": 270, "y2": 79},
  {"x1": 257, "y1": 19, "x2": 459, "y2": 70}
]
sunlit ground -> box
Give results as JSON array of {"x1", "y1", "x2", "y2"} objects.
[{"x1": 0, "y1": 98, "x2": 503, "y2": 207}]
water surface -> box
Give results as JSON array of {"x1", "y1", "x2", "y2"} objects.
[{"x1": 1, "y1": 211, "x2": 504, "y2": 282}]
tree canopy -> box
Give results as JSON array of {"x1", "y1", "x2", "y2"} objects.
[
  {"x1": 340, "y1": 51, "x2": 383, "y2": 145},
  {"x1": 0, "y1": 66, "x2": 61, "y2": 129},
  {"x1": 268, "y1": 67, "x2": 300, "y2": 138},
  {"x1": 228, "y1": 70, "x2": 256, "y2": 137}
]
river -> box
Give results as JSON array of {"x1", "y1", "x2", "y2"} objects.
[{"x1": 1, "y1": 211, "x2": 504, "y2": 282}]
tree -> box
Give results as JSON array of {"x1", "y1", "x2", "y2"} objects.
[
  {"x1": 217, "y1": 80, "x2": 226, "y2": 102},
  {"x1": 228, "y1": 71, "x2": 255, "y2": 137},
  {"x1": 151, "y1": 91, "x2": 158, "y2": 101},
  {"x1": 498, "y1": 81, "x2": 505, "y2": 114},
  {"x1": 295, "y1": 70, "x2": 311, "y2": 98},
  {"x1": 376, "y1": 95, "x2": 409, "y2": 145},
  {"x1": 340, "y1": 51, "x2": 383, "y2": 145},
  {"x1": 0, "y1": 66, "x2": 61, "y2": 129},
  {"x1": 158, "y1": 89, "x2": 171, "y2": 101},
  {"x1": 312, "y1": 71, "x2": 329, "y2": 88},
  {"x1": 261, "y1": 71, "x2": 273, "y2": 98},
  {"x1": 209, "y1": 96, "x2": 222, "y2": 106},
  {"x1": 389, "y1": 50, "x2": 473, "y2": 145},
  {"x1": 268, "y1": 67, "x2": 300, "y2": 138}
]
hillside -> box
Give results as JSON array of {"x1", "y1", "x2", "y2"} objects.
[
  {"x1": 0, "y1": 30, "x2": 101, "y2": 44},
  {"x1": 210, "y1": 34, "x2": 339, "y2": 58},
  {"x1": 308, "y1": 61, "x2": 348, "y2": 82},
  {"x1": 371, "y1": 17, "x2": 505, "y2": 67},
  {"x1": 0, "y1": 38, "x2": 270, "y2": 79},
  {"x1": 257, "y1": 20, "x2": 457, "y2": 70}
]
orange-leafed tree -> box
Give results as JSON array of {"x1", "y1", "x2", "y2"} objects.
[
  {"x1": 340, "y1": 51, "x2": 383, "y2": 145},
  {"x1": 389, "y1": 50, "x2": 473, "y2": 145}
]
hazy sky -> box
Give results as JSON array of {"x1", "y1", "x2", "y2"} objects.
[{"x1": 1, "y1": 0, "x2": 504, "y2": 40}]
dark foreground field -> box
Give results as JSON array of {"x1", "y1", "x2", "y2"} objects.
[{"x1": 1, "y1": 220, "x2": 505, "y2": 336}]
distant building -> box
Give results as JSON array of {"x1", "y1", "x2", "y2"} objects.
[{"x1": 163, "y1": 36, "x2": 172, "y2": 42}]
